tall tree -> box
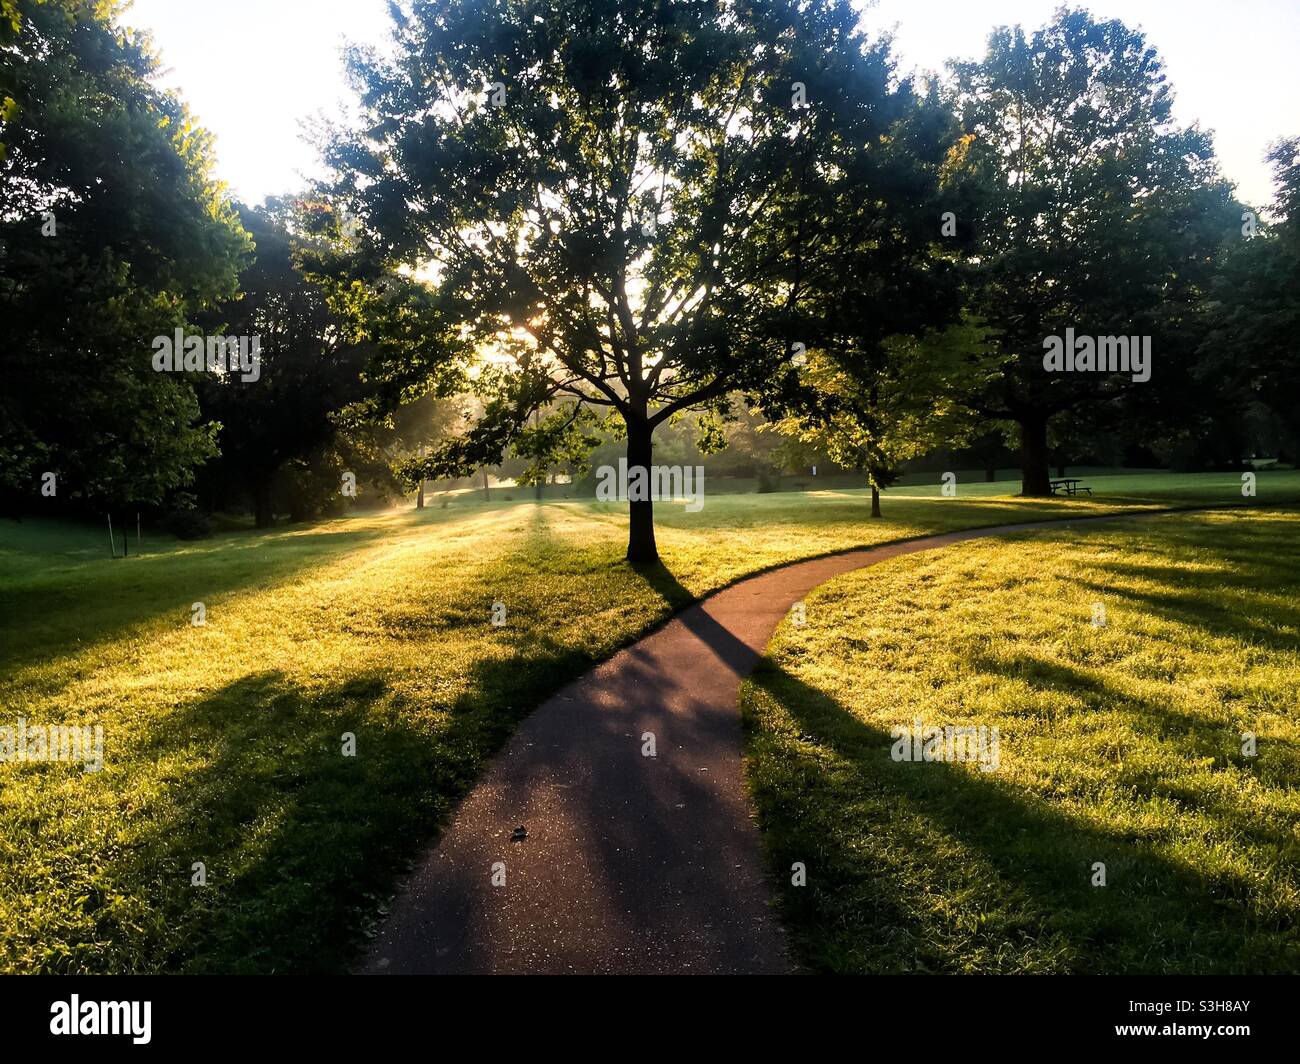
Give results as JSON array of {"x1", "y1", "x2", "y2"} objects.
[
  {"x1": 0, "y1": 0, "x2": 248, "y2": 512},
  {"x1": 778, "y1": 79, "x2": 992, "y2": 515},
  {"x1": 323, "y1": 0, "x2": 948, "y2": 563},
  {"x1": 198, "y1": 199, "x2": 463, "y2": 525},
  {"x1": 1200, "y1": 138, "x2": 1300, "y2": 446},
  {"x1": 949, "y1": 7, "x2": 1240, "y2": 495},
  {"x1": 775, "y1": 319, "x2": 1001, "y2": 515},
  {"x1": 200, "y1": 201, "x2": 364, "y2": 526}
]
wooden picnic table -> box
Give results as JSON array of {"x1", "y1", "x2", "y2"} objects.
[{"x1": 1050, "y1": 478, "x2": 1092, "y2": 496}]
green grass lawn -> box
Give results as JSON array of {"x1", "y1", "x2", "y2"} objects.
[
  {"x1": 1, "y1": 470, "x2": 1297, "y2": 973},
  {"x1": 742, "y1": 506, "x2": 1300, "y2": 973}
]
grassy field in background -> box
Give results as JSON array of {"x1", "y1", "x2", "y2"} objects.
[
  {"x1": 375, "y1": 464, "x2": 1284, "y2": 506},
  {"x1": 1, "y1": 470, "x2": 1298, "y2": 973},
  {"x1": 742, "y1": 507, "x2": 1300, "y2": 973}
]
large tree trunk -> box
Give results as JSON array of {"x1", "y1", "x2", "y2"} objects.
[
  {"x1": 254, "y1": 481, "x2": 275, "y2": 528},
  {"x1": 534, "y1": 412, "x2": 543, "y2": 502},
  {"x1": 416, "y1": 480, "x2": 425, "y2": 509},
  {"x1": 870, "y1": 484, "x2": 881, "y2": 517},
  {"x1": 481, "y1": 468, "x2": 491, "y2": 501},
  {"x1": 626, "y1": 416, "x2": 658, "y2": 565},
  {"x1": 287, "y1": 478, "x2": 310, "y2": 524},
  {"x1": 1019, "y1": 414, "x2": 1052, "y2": 497},
  {"x1": 985, "y1": 464, "x2": 997, "y2": 482}
]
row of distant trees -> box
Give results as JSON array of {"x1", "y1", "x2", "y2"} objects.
[{"x1": 2, "y1": 1, "x2": 1298, "y2": 561}]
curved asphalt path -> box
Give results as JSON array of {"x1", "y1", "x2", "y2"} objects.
[{"x1": 361, "y1": 506, "x2": 1241, "y2": 974}]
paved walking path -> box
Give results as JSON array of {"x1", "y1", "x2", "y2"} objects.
[{"x1": 360, "y1": 508, "x2": 1218, "y2": 974}]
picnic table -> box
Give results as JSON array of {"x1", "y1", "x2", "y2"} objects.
[{"x1": 1050, "y1": 478, "x2": 1091, "y2": 496}]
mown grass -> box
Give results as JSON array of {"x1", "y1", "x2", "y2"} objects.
[
  {"x1": 1, "y1": 471, "x2": 1297, "y2": 973},
  {"x1": 742, "y1": 507, "x2": 1300, "y2": 973}
]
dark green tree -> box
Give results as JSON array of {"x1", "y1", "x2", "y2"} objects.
[
  {"x1": 1200, "y1": 138, "x2": 1300, "y2": 447},
  {"x1": 774, "y1": 79, "x2": 1000, "y2": 517},
  {"x1": 199, "y1": 201, "x2": 364, "y2": 526},
  {"x1": 0, "y1": 0, "x2": 248, "y2": 513},
  {"x1": 949, "y1": 7, "x2": 1240, "y2": 495},
  {"x1": 199, "y1": 199, "x2": 462, "y2": 525},
  {"x1": 322, "y1": 0, "x2": 950, "y2": 562}
]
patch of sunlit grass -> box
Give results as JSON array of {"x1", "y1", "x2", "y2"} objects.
[
  {"x1": 742, "y1": 508, "x2": 1300, "y2": 973},
  {"x1": 1, "y1": 473, "x2": 1296, "y2": 972}
]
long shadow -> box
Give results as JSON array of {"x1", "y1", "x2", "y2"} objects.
[
  {"x1": 0, "y1": 523, "x2": 398, "y2": 675},
  {"x1": 744, "y1": 661, "x2": 1300, "y2": 974},
  {"x1": 81, "y1": 647, "x2": 619, "y2": 974},
  {"x1": 179, "y1": 547, "x2": 714, "y2": 971},
  {"x1": 629, "y1": 558, "x2": 696, "y2": 612},
  {"x1": 1063, "y1": 516, "x2": 1300, "y2": 648},
  {"x1": 13, "y1": 512, "x2": 715, "y2": 973},
  {"x1": 25, "y1": 504, "x2": 1298, "y2": 971},
  {"x1": 965, "y1": 650, "x2": 1300, "y2": 852},
  {"x1": 4, "y1": 497, "x2": 1272, "y2": 682},
  {"x1": 1072, "y1": 574, "x2": 1300, "y2": 657},
  {"x1": 400, "y1": 571, "x2": 788, "y2": 973},
  {"x1": 20, "y1": 669, "x2": 438, "y2": 973}
]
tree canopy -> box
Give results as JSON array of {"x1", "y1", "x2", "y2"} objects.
[
  {"x1": 0, "y1": 0, "x2": 248, "y2": 510},
  {"x1": 322, "y1": 0, "x2": 955, "y2": 560},
  {"x1": 1, "y1": 0, "x2": 1295, "y2": 539},
  {"x1": 948, "y1": 7, "x2": 1242, "y2": 494}
]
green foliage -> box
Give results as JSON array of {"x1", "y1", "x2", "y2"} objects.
[
  {"x1": 194, "y1": 201, "x2": 402, "y2": 525},
  {"x1": 321, "y1": 0, "x2": 954, "y2": 556},
  {"x1": 1200, "y1": 138, "x2": 1300, "y2": 443},
  {"x1": 776, "y1": 318, "x2": 1004, "y2": 493},
  {"x1": 947, "y1": 7, "x2": 1242, "y2": 488},
  {"x1": 0, "y1": 0, "x2": 248, "y2": 509}
]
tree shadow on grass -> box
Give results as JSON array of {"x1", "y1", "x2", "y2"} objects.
[
  {"x1": 744, "y1": 661, "x2": 1300, "y2": 974},
  {"x1": 1066, "y1": 516, "x2": 1300, "y2": 653},
  {"x1": 84, "y1": 538, "x2": 710, "y2": 973},
  {"x1": 21, "y1": 511, "x2": 749, "y2": 972},
  {"x1": 965, "y1": 651, "x2": 1300, "y2": 850},
  {"x1": 0, "y1": 523, "x2": 398, "y2": 676},
  {"x1": 629, "y1": 558, "x2": 696, "y2": 613},
  {"x1": 1074, "y1": 573, "x2": 1300, "y2": 656},
  {"x1": 99, "y1": 669, "x2": 450, "y2": 973},
  {"x1": 99, "y1": 638, "x2": 626, "y2": 973}
]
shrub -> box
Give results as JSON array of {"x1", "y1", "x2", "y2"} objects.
[{"x1": 165, "y1": 506, "x2": 213, "y2": 540}]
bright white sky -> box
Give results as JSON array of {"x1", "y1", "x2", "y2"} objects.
[{"x1": 126, "y1": 0, "x2": 1297, "y2": 209}]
